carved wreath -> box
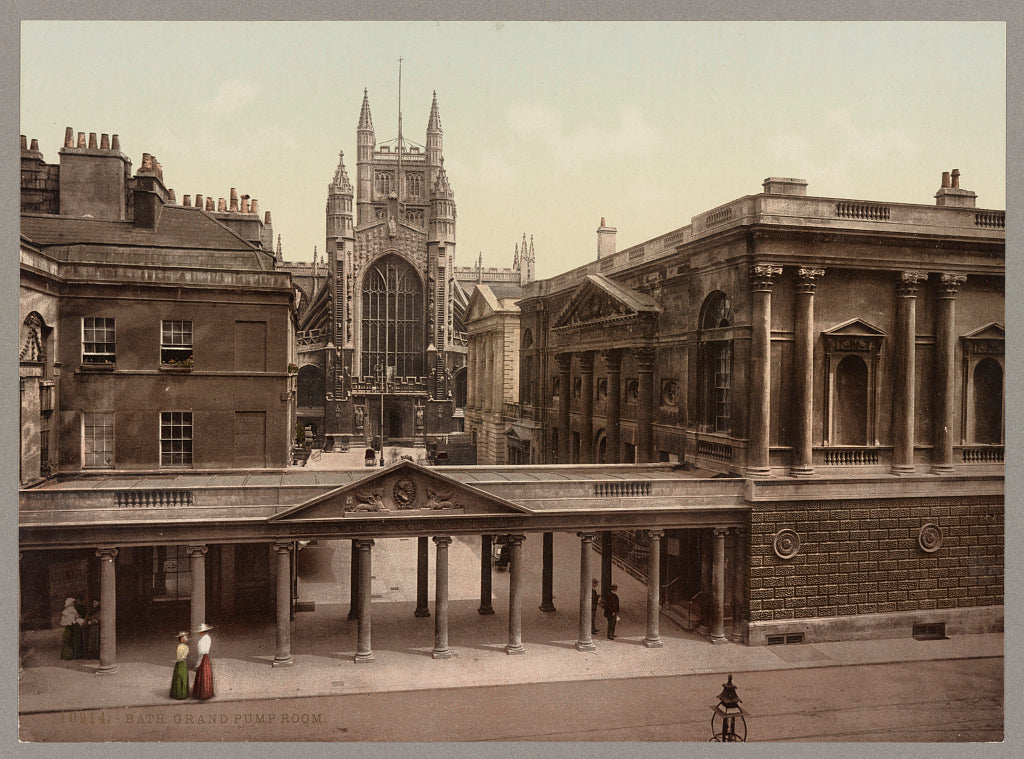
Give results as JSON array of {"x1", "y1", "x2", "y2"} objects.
[
  {"x1": 773, "y1": 529, "x2": 800, "y2": 560},
  {"x1": 393, "y1": 477, "x2": 418, "y2": 508},
  {"x1": 918, "y1": 523, "x2": 943, "y2": 553}
]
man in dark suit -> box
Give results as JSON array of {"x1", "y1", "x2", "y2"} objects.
[
  {"x1": 604, "y1": 584, "x2": 620, "y2": 639},
  {"x1": 591, "y1": 579, "x2": 600, "y2": 634}
]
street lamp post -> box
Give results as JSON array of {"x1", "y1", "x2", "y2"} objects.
[
  {"x1": 376, "y1": 361, "x2": 385, "y2": 466},
  {"x1": 709, "y1": 674, "x2": 747, "y2": 742}
]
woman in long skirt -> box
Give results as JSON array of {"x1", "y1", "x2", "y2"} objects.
[
  {"x1": 59, "y1": 598, "x2": 84, "y2": 661},
  {"x1": 84, "y1": 600, "x2": 101, "y2": 659},
  {"x1": 191, "y1": 623, "x2": 214, "y2": 700},
  {"x1": 169, "y1": 632, "x2": 190, "y2": 700}
]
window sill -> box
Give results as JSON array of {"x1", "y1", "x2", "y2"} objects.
[
  {"x1": 160, "y1": 365, "x2": 193, "y2": 373},
  {"x1": 78, "y1": 364, "x2": 115, "y2": 373}
]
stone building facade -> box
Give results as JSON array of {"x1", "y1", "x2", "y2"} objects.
[
  {"x1": 513, "y1": 174, "x2": 1003, "y2": 642},
  {"x1": 19, "y1": 128, "x2": 294, "y2": 632}
]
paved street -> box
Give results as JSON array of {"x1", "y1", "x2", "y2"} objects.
[{"x1": 18, "y1": 657, "x2": 1002, "y2": 742}]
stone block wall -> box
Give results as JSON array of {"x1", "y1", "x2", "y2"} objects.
[{"x1": 747, "y1": 495, "x2": 1003, "y2": 623}]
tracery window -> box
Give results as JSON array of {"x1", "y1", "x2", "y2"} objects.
[{"x1": 361, "y1": 255, "x2": 425, "y2": 380}]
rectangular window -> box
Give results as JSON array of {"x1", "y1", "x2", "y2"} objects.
[
  {"x1": 82, "y1": 317, "x2": 115, "y2": 364},
  {"x1": 152, "y1": 545, "x2": 191, "y2": 601},
  {"x1": 83, "y1": 411, "x2": 115, "y2": 468},
  {"x1": 160, "y1": 411, "x2": 193, "y2": 467},
  {"x1": 161, "y1": 320, "x2": 193, "y2": 367}
]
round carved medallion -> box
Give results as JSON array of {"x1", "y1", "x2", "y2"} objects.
[
  {"x1": 393, "y1": 477, "x2": 417, "y2": 508},
  {"x1": 918, "y1": 523, "x2": 942, "y2": 553},
  {"x1": 773, "y1": 529, "x2": 800, "y2": 560}
]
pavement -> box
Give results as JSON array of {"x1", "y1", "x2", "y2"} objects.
[{"x1": 18, "y1": 449, "x2": 1004, "y2": 715}]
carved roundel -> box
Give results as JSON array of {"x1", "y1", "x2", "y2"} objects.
[
  {"x1": 918, "y1": 523, "x2": 943, "y2": 553},
  {"x1": 393, "y1": 477, "x2": 417, "y2": 508},
  {"x1": 773, "y1": 529, "x2": 800, "y2": 560}
]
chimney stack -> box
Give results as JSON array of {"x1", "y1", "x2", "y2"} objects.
[
  {"x1": 597, "y1": 217, "x2": 617, "y2": 260},
  {"x1": 935, "y1": 168, "x2": 976, "y2": 208}
]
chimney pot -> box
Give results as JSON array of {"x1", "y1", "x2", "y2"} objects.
[
  {"x1": 140, "y1": 153, "x2": 153, "y2": 172},
  {"x1": 30, "y1": 138, "x2": 39, "y2": 151},
  {"x1": 77, "y1": 132, "x2": 86, "y2": 148},
  {"x1": 88, "y1": 132, "x2": 97, "y2": 149},
  {"x1": 264, "y1": 211, "x2": 272, "y2": 224},
  {"x1": 195, "y1": 194, "x2": 203, "y2": 208},
  {"x1": 218, "y1": 198, "x2": 226, "y2": 212},
  {"x1": 20, "y1": 135, "x2": 27, "y2": 150},
  {"x1": 168, "y1": 189, "x2": 176, "y2": 203},
  {"x1": 205, "y1": 197, "x2": 214, "y2": 211},
  {"x1": 941, "y1": 171, "x2": 950, "y2": 188},
  {"x1": 250, "y1": 199, "x2": 258, "y2": 215},
  {"x1": 951, "y1": 169, "x2": 960, "y2": 189},
  {"x1": 64, "y1": 127, "x2": 74, "y2": 147},
  {"x1": 183, "y1": 194, "x2": 191, "y2": 206},
  {"x1": 230, "y1": 188, "x2": 238, "y2": 212},
  {"x1": 100, "y1": 133, "x2": 110, "y2": 150},
  {"x1": 111, "y1": 134, "x2": 120, "y2": 151},
  {"x1": 241, "y1": 197, "x2": 250, "y2": 213},
  {"x1": 601, "y1": 217, "x2": 606, "y2": 226}
]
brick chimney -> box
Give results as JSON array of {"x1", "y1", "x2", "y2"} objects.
[
  {"x1": 762, "y1": 177, "x2": 808, "y2": 195},
  {"x1": 58, "y1": 127, "x2": 132, "y2": 219},
  {"x1": 597, "y1": 217, "x2": 616, "y2": 260},
  {"x1": 934, "y1": 168, "x2": 977, "y2": 207},
  {"x1": 132, "y1": 152, "x2": 169, "y2": 229}
]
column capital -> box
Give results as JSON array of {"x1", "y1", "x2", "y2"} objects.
[
  {"x1": 432, "y1": 535, "x2": 453, "y2": 547},
  {"x1": 749, "y1": 264, "x2": 783, "y2": 291},
  {"x1": 576, "y1": 531, "x2": 598, "y2": 543},
  {"x1": 185, "y1": 545, "x2": 208, "y2": 558},
  {"x1": 354, "y1": 538, "x2": 375, "y2": 550},
  {"x1": 507, "y1": 534, "x2": 526, "y2": 546},
  {"x1": 272, "y1": 542, "x2": 294, "y2": 554},
  {"x1": 602, "y1": 348, "x2": 623, "y2": 372},
  {"x1": 731, "y1": 526, "x2": 746, "y2": 537},
  {"x1": 795, "y1": 267, "x2": 825, "y2": 294},
  {"x1": 713, "y1": 527, "x2": 730, "y2": 538},
  {"x1": 647, "y1": 528, "x2": 665, "y2": 539},
  {"x1": 555, "y1": 352, "x2": 573, "y2": 373},
  {"x1": 896, "y1": 270, "x2": 928, "y2": 296},
  {"x1": 95, "y1": 547, "x2": 119, "y2": 560},
  {"x1": 578, "y1": 350, "x2": 595, "y2": 372},
  {"x1": 634, "y1": 347, "x2": 656, "y2": 372},
  {"x1": 936, "y1": 273, "x2": 967, "y2": 298}
]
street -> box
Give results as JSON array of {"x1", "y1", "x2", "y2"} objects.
[{"x1": 19, "y1": 657, "x2": 1002, "y2": 742}]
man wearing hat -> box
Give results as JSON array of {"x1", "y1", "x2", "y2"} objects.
[
  {"x1": 191, "y1": 623, "x2": 214, "y2": 700},
  {"x1": 591, "y1": 579, "x2": 601, "y2": 634},
  {"x1": 603, "y1": 584, "x2": 620, "y2": 640}
]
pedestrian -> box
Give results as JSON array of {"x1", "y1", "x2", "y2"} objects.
[
  {"x1": 591, "y1": 579, "x2": 600, "y2": 634},
  {"x1": 59, "y1": 597, "x2": 85, "y2": 660},
  {"x1": 84, "y1": 600, "x2": 101, "y2": 659},
  {"x1": 191, "y1": 623, "x2": 215, "y2": 700},
  {"x1": 170, "y1": 631, "x2": 190, "y2": 700},
  {"x1": 604, "y1": 584, "x2": 620, "y2": 640}
]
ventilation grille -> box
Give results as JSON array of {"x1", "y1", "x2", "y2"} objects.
[
  {"x1": 912, "y1": 622, "x2": 947, "y2": 640},
  {"x1": 767, "y1": 633, "x2": 805, "y2": 645}
]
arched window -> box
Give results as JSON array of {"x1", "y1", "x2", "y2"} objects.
[
  {"x1": 834, "y1": 355, "x2": 868, "y2": 445},
  {"x1": 698, "y1": 292, "x2": 733, "y2": 432},
  {"x1": 973, "y1": 358, "x2": 1003, "y2": 444},
  {"x1": 361, "y1": 255, "x2": 424, "y2": 379}
]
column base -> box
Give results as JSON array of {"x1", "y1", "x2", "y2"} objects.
[
  {"x1": 730, "y1": 632, "x2": 745, "y2": 644},
  {"x1": 505, "y1": 644, "x2": 525, "y2": 655},
  {"x1": 744, "y1": 466, "x2": 771, "y2": 478},
  {"x1": 789, "y1": 466, "x2": 815, "y2": 477},
  {"x1": 643, "y1": 637, "x2": 663, "y2": 648},
  {"x1": 539, "y1": 602, "x2": 556, "y2": 613},
  {"x1": 354, "y1": 652, "x2": 375, "y2": 663},
  {"x1": 477, "y1": 605, "x2": 495, "y2": 615},
  {"x1": 930, "y1": 464, "x2": 955, "y2": 475},
  {"x1": 414, "y1": 608, "x2": 431, "y2": 618},
  {"x1": 347, "y1": 610, "x2": 359, "y2": 621},
  {"x1": 95, "y1": 664, "x2": 118, "y2": 675},
  {"x1": 890, "y1": 465, "x2": 916, "y2": 476},
  {"x1": 709, "y1": 634, "x2": 729, "y2": 645},
  {"x1": 575, "y1": 640, "x2": 596, "y2": 652},
  {"x1": 431, "y1": 648, "x2": 452, "y2": 660},
  {"x1": 272, "y1": 656, "x2": 294, "y2": 668}
]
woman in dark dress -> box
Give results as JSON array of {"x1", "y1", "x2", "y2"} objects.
[
  {"x1": 84, "y1": 600, "x2": 101, "y2": 659},
  {"x1": 191, "y1": 623, "x2": 214, "y2": 700},
  {"x1": 59, "y1": 597, "x2": 84, "y2": 660}
]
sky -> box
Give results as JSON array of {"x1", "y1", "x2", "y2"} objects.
[{"x1": 20, "y1": 21, "x2": 1005, "y2": 280}]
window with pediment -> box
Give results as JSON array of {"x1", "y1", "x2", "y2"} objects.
[
  {"x1": 961, "y1": 324, "x2": 1004, "y2": 446},
  {"x1": 821, "y1": 319, "x2": 885, "y2": 446}
]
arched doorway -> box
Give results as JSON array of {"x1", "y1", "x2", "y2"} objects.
[{"x1": 834, "y1": 355, "x2": 868, "y2": 445}]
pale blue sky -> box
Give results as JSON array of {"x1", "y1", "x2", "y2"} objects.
[{"x1": 21, "y1": 21, "x2": 1005, "y2": 278}]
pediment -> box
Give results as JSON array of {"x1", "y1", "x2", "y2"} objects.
[
  {"x1": 963, "y1": 322, "x2": 1004, "y2": 340},
  {"x1": 465, "y1": 285, "x2": 500, "y2": 324},
  {"x1": 822, "y1": 318, "x2": 886, "y2": 337},
  {"x1": 552, "y1": 274, "x2": 659, "y2": 332},
  {"x1": 270, "y1": 461, "x2": 529, "y2": 521}
]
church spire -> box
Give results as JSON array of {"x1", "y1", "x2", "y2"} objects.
[
  {"x1": 331, "y1": 151, "x2": 353, "y2": 194},
  {"x1": 427, "y1": 90, "x2": 442, "y2": 133},
  {"x1": 358, "y1": 88, "x2": 374, "y2": 132}
]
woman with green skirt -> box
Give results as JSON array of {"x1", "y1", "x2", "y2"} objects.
[{"x1": 169, "y1": 632, "x2": 190, "y2": 699}]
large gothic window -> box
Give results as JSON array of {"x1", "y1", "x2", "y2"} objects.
[
  {"x1": 698, "y1": 292, "x2": 733, "y2": 433},
  {"x1": 361, "y1": 255, "x2": 425, "y2": 380}
]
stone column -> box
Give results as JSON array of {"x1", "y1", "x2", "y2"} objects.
[
  {"x1": 556, "y1": 353, "x2": 572, "y2": 464},
  {"x1": 432, "y1": 536, "x2": 452, "y2": 659},
  {"x1": 600, "y1": 532, "x2": 613, "y2": 601},
  {"x1": 604, "y1": 349, "x2": 623, "y2": 463},
  {"x1": 466, "y1": 341, "x2": 474, "y2": 410},
  {"x1": 415, "y1": 536, "x2": 431, "y2": 617},
  {"x1": 540, "y1": 532, "x2": 556, "y2": 612},
  {"x1": 576, "y1": 532, "x2": 598, "y2": 651},
  {"x1": 354, "y1": 539, "x2": 374, "y2": 663},
  {"x1": 186, "y1": 545, "x2": 208, "y2": 636},
  {"x1": 505, "y1": 535, "x2": 526, "y2": 655},
  {"x1": 730, "y1": 528, "x2": 746, "y2": 643},
  {"x1": 893, "y1": 271, "x2": 927, "y2": 475},
  {"x1": 492, "y1": 332, "x2": 503, "y2": 414},
  {"x1": 579, "y1": 351, "x2": 595, "y2": 462},
  {"x1": 644, "y1": 530, "x2": 664, "y2": 648},
  {"x1": 348, "y1": 539, "x2": 359, "y2": 620},
  {"x1": 478, "y1": 535, "x2": 494, "y2": 615},
  {"x1": 710, "y1": 528, "x2": 728, "y2": 644},
  {"x1": 95, "y1": 548, "x2": 118, "y2": 675},
  {"x1": 933, "y1": 274, "x2": 966, "y2": 474},
  {"x1": 272, "y1": 542, "x2": 294, "y2": 667},
  {"x1": 636, "y1": 348, "x2": 656, "y2": 463},
  {"x1": 792, "y1": 268, "x2": 824, "y2": 476},
  {"x1": 747, "y1": 265, "x2": 782, "y2": 476}
]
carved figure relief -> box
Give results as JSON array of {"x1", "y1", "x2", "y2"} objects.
[
  {"x1": 393, "y1": 477, "x2": 417, "y2": 508},
  {"x1": 425, "y1": 485, "x2": 460, "y2": 510},
  {"x1": 352, "y1": 485, "x2": 387, "y2": 512}
]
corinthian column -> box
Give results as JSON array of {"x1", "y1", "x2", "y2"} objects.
[
  {"x1": 933, "y1": 273, "x2": 966, "y2": 474},
  {"x1": 747, "y1": 265, "x2": 782, "y2": 476},
  {"x1": 893, "y1": 271, "x2": 927, "y2": 475},
  {"x1": 556, "y1": 353, "x2": 572, "y2": 463},
  {"x1": 579, "y1": 351, "x2": 595, "y2": 463},
  {"x1": 636, "y1": 348, "x2": 656, "y2": 463},
  {"x1": 792, "y1": 268, "x2": 824, "y2": 476},
  {"x1": 603, "y1": 349, "x2": 623, "y2": 463}
]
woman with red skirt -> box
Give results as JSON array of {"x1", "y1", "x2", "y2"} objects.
[{"x1": 191, "y1": 623, "x2": 214, "y2": 700}]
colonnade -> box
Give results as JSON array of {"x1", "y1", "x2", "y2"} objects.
[{"x1": 45, "y1": 525, "x2": 744, "y2": 673}]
